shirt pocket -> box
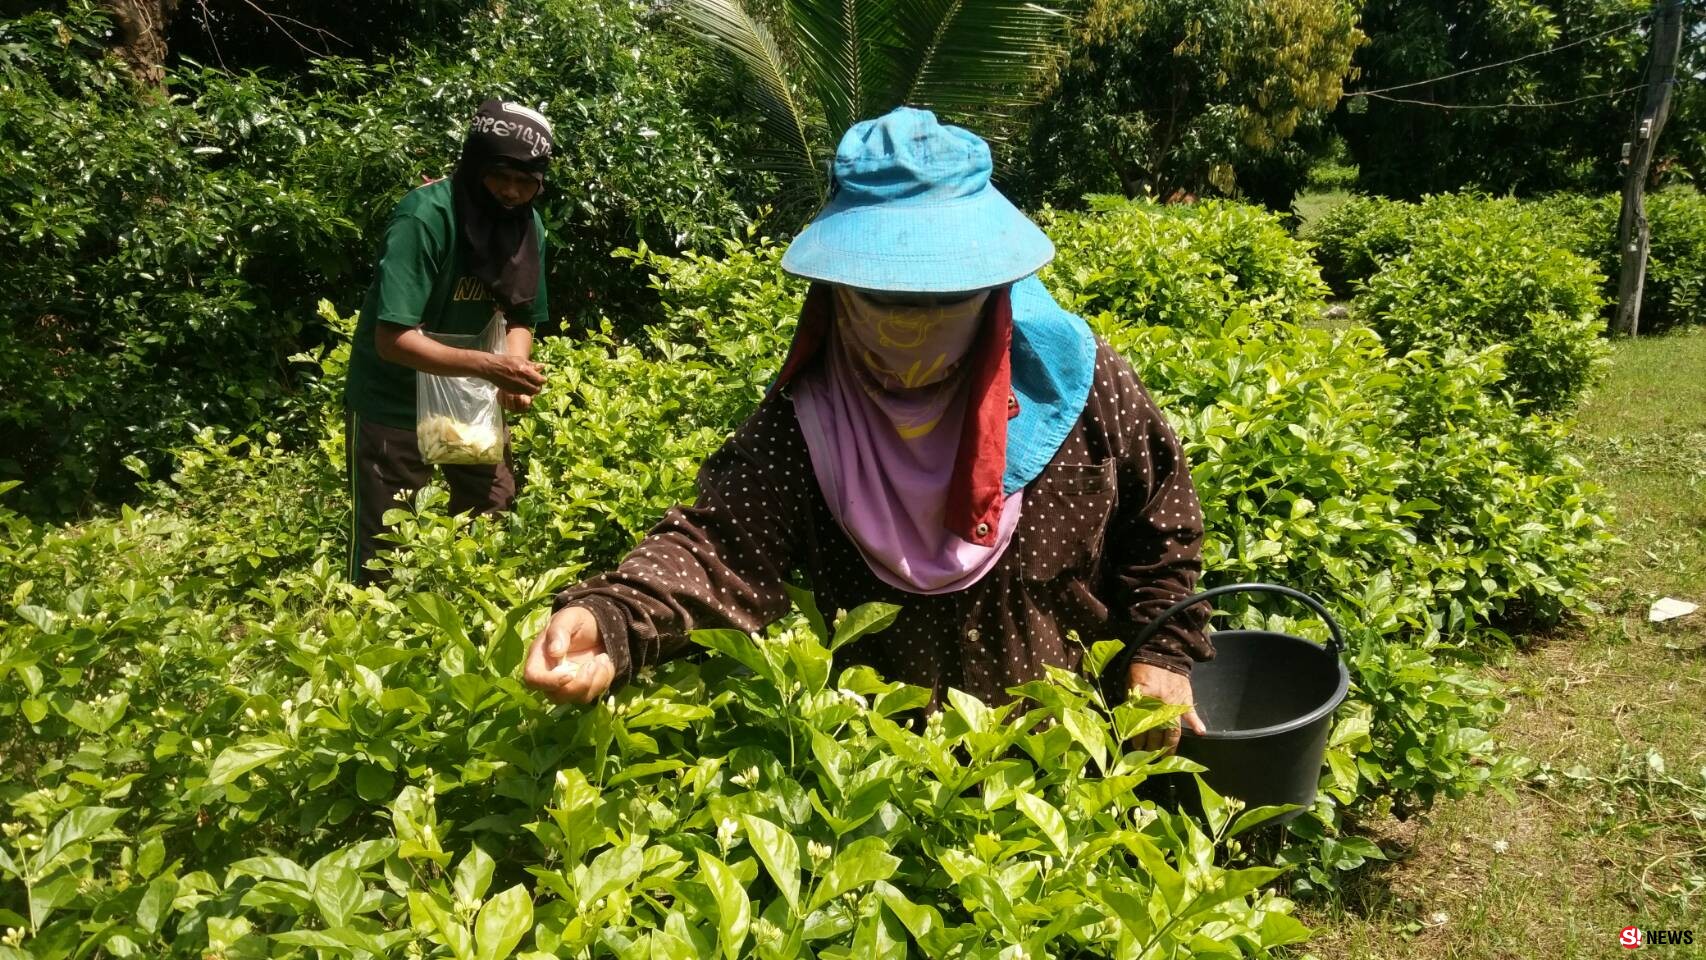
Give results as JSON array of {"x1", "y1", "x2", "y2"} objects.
[{"x1": 1020, "y1": 459, "x2": 1118, "y2": 583}]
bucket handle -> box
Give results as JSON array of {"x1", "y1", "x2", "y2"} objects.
[{"x1": 1131, "y1": 582, "x2": 1345, "y2": 657}]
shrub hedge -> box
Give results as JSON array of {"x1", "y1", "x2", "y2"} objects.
[
  {"x1": 1303, "y1": 189, "x2": 1706, "y2": 332},
  {"x1": 0, "y1": 200, "x2": 1608, "y2": 956}
]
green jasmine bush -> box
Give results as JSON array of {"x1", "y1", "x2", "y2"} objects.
[
  {"x1": 1308, "y1": 190, "x2": 1706, "y2": 332},
  {"x1": 1357, "y1": 213, "x2": 1608, "y2": 414},
  {"x1": 1041, "y1": 197, "x2": 1330, "y2": 330},
  {"x1": 0, "y1": 199, "x2": 1610, "y2": 954},
  {"x1": 1537, "y1": 190, "x2": 1706, "y2": 332}
]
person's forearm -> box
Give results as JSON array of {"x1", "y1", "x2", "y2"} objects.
[
  {"x1": 377, "y1": 326, "x2": 494, "y2": 379},
  {"x1": 505, "y1": 323, "x2": 533, "y2": 360}
]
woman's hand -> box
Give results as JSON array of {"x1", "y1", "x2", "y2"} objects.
[
  {"x1": 1128, "y1": 661, "x2": 1206, "y2": 754},
  {"x1": 523, "y1": 606, "x2": 615, "y2": 703},
  {"x1": 497, "y1": 389, "x2": 534, "y2": 412}
]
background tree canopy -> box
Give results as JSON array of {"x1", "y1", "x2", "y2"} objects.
[
  {"x1": 1019, "y1": 0, "x2": 1364, "y2": 209},
  {"x1": 1337, "y1": 0, "x2": 1703, "y2": 197},
  {"x1": 674, "y1": 0, "x2": 1071, "y2": 221}
]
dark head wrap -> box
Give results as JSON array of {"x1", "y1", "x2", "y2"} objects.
[{"x1": 451, "y1": 99, "x2": 554, "y2": 312}]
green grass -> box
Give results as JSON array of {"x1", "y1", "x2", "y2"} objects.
[
  {"x1": 1301, "y1": 328, "x2": 1706, "y2": 959},
  {"x1": 1294, "y1": 189, "x2": 1354, "y2": 234}
]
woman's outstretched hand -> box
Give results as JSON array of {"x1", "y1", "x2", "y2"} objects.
[{"x1": 523, "y1": 605, "x2": 615, "y2": 704}]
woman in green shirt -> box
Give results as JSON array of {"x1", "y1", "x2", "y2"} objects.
[{"x1": 343, "y1": 99, "x2": 554, "y2": 584}]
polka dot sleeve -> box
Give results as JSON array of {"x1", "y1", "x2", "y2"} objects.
[
  {"x1": 553, "y1": 398, "x2": 808, "y2": 681},
  {"x1": 1096, "y1": 344, "x2": 1213, "y2": 675}
]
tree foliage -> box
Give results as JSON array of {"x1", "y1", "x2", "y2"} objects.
[
  {"x1": 1021, "y1": 0, "x2": 1363, "y2": 208},
  {"x1": 1337, "y1": 0, "x2": 1704, "y2": 197},
  {"x1": 673, "y1": 0, "x2": 1072, "y2": 219}
]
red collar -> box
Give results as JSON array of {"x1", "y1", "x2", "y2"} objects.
[{"x1": 769, "y1": 284, "x2": 1018, "y2": 547}]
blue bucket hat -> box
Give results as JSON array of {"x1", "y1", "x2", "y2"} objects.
[{"x1": 781, "y1": 107, "x2": 1054, "y2": 293}]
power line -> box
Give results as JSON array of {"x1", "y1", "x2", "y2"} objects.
[
  {"x1": 1358, "y1": 82, "x2": 1652, "y2": 112},
  {"x1": 1344, "y1": 14, "x2": 1648, "y2": 100}
]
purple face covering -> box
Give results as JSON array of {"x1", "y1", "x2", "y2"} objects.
[{"x1": 793, "y1": 289, "x2": 1023, "y2": 594}]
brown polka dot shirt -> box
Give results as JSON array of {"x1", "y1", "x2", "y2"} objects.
[{"x1": 556, "y1": 340, "x2": 1213, "y2": 706}]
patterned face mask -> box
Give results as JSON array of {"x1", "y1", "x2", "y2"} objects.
[{"x1": 833, "y1": 286, "x2": 992, "y2": 392}]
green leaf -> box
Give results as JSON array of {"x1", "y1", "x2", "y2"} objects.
[
  {"x1": 1195, "y1": 776, "x2": 1231, "y2": 836},
  {"x1": 1125, "y1": 832, "x2": 1186, "y2": 910},
  {"x1": 808, "y1": 727, "x2": 850, "y2": 794},
  {"x1": 411, "y1": 891, "x2": 475, "y2": 960},
  {"x1": 312, "y1": 865, "x2": 364, "y2": 928},
  {"x1": 1181, "y1": 865, "x2": 1283, "y2": 918},
  {"x1": 1259, "y1": 909, "x2": 1313, "y2": 946},
  {"x1": 406, "y1": 592, "x2": 471, "y2": 647},
  {"x1": 270, "y1": 930, "x2": 353, "y2": 951},
  {"x1": 1228, "y1": 804, "x2": 1299, "y2": 838},
  {"x1": 850, "y1": 900, "x2": 907, "y2": 960},
  {"x1": 741, "y1": 815, "x2": 801, "y2": 916},
  {"x1": 455, "y1": 845, "x2": 497, "y2": 905},
  {"x1": 1015, "y1": 792, "x2": 1071, "y2": 858},
  {"x1": 783, "y1": 582, "x2": 829, "y2": 643},
  {"x1": 606, "y1": 758, "x2": 688, "y2": 787},
  {"x1": 807, "y1": 836, "x2": 899, "y2": 912},
  {"x1": 691, "y1": 628, "x2": 773, "y2": 680},
  {"x1": 696, "y1": 850, "x2": 750, "y2": 960},
  {"x1": 946, "y1": 688, "x2": 992, "y2": 735},
  {"x1": 1062, "y1": 706, "x2": 1111, "y2": 773},
  {"x1": 226, "y1": 856, "x2": 310, "y2": 888},
  {"x1": 28, "y1": 805, "x2": 125, "y2": 879},
  {"x1": 28, "y1": 872, "x2": 76, "y2": 930},
  {"x1": 954, "y1": 875, "x2": 1021, "y2": 939},
  {"x1": 830, "y1": 603, "x2": 900, "y2": 651},
  {"x1": 1083, "y1": 639, "x2": 1125, "y2": 678},
  {"x1": 789, "y1": 636, "x2": 832, "y2": 694},
  {"x1": 137, "y1": 873, "x2": 179, "y2": 934},
  {"x1": 207, "y1": 737, "x2": 291, "y2": 787},
  {"x1": 316, "y1": 839, "x2": 399, "y2": 875},
  {"x1": 581, "y1": 843, "x2": 645, "y2": 911},
  {"x1": 61, "y1": 691, "x2": 128, "y2": 734},
  {"x1": 136, "y1": 835, "x2": 166, "y2": 879},
  {"x1": 475, "y1": 884, "x2": 534, "y2": 960},
  {"x1": 874, "y1": 882, "x2": 946, "y2": 949},
  {"x1": 20, "y1": 698, "x2": 47, "y2": 724},
  {"x1": 356, "y1": 764, "x2": 395, "y2": 802}
]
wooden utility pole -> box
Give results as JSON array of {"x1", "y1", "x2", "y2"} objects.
[{"x1": 1612, "y1": 0, "x2": 1685, "y2": 336}]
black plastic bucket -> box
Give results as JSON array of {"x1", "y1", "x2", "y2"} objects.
[{"x1": 1133, "y1": 583, "x2": 1350, "y2": 824}]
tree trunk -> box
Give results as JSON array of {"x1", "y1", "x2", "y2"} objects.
[{"x1": 104, "y1": 0, "x2": 180, "y2": 91}]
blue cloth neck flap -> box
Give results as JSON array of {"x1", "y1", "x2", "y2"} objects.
[{"x1": 1004, "y1": 276, "x2": 1096, "y2": 494}]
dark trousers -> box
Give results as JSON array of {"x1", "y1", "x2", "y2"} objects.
[{"x1": 345, "y1": 411, "x2": 516, "y2": 584}]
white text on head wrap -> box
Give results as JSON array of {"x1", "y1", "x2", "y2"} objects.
[{"x1": 469, "y1": 113, "x2": 552, "y2": 159}]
